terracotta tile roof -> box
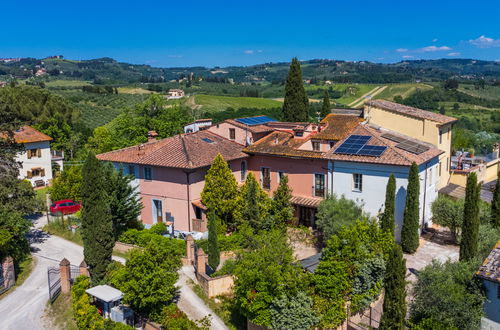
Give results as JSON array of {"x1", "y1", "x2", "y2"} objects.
[
  {"x1": 290, "y1": 195, "x2": 324, "y2": 208},
  {"x1": 476, "y1": 240, "x2": 500, "y2": 283},
  {"x1": 326, "y1": 124, "x2": 443, "y2": 166},
  {"x1": 225, "y1": 119, "x2": 275, "y2": 134},
  {"x1": 244, "y1": 131, "x2": 325, "y2": 159},
  {"x1": 314, "y1": 114, "x2": 363, "y2": 141},
  {"x1": 97, "y1": 130, "x2": 248, "y2": 169},
  {"x1": 11, "y1": 126, "x2": 52, "y2": 143},
  {"x1": 366, "y1": 99, "x2": 457, "y2": 125}
]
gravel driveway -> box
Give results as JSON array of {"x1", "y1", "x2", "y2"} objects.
[
  {"x1": 0, "y1": 215, "x2": 122, "y2": 330},
  {"x1": 0, "y1": 215, "x2": 222, "y2": 330}
]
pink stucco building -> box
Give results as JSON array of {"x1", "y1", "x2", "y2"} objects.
[{"x1": 98, "y1": 106, "x2": 451, "y2": 238}]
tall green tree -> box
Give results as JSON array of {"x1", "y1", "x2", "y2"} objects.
[
  {"x1": 271, "y1": 174, "x2": 294, "y2": 227},
  {"x1": 106, "y1": 166, "x2": 143, "y2": 238},
  {"x1": 207, "y1": 211, "x2": 220, "y2": 271},
  {"x1": 282, "y1": 58, "x2": 309, "y2": 122},
  {"x1": 237, "y1": 172, "x2": 273, "y2": 230},
  {"x1": 81, "y1": 152, "x2": 114, "y2": 283},
  {"x1": 491, "y1": 175, "x2": 500, "y2": 228},
  {"x1": 107, "y1": 237, "x2": 183, "y2": 318},
  {"x1": 320, "y1": 89, "x2": 331, "y2": 118},
  {"x1": 460, "y1": 172, "x2": 480, "y2": 261},
  {"x1": 269, "y1": 291, "x2": 319, "y2": 330},
  {"x1": 380, "y1": 174, "x2": 396, "y2": 237},
  {"x1": 201, "y1": 154, "x2": 239, "y2": 229},
  {"x1": 401, "y1": 162, "x2": 420, "y2": 253},
  {"x1": 379, "y1": 244, "x2": 407, "y2": 330}
]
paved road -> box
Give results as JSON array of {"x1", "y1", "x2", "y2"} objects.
[
  {"x1": 177, "y1": 266, "x2": 228, "y2": 330},
  {"x1": 0, "y1": 215, "x2": 94, "y2": 330},
  {"x1": 0, "y1": 215, "x2": 223, "y2": 330}
]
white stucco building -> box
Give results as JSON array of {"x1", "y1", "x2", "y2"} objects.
[{"x1": 13, "y1": 126, "x2": 54, "y2": 187}]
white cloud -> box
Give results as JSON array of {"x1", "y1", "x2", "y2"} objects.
[
  {"x1": 244, "y1": 50, "x2": 254, "y2": 54},
  {"x1": 396, "y1": 48, "x2": 408, "y2": 52},
  {"x1": 419, "y1": 45, "x2": 452, "y2": 52},
  {"x1": 432, "y1": 38, "x2": 438, "y2": 42},
  {"x1": 447, "y1": 52, "x2": 460, "y2": 56},
  {"x1": 469, "y1": 35, "x2": 500, "y2": 48},
  {"x1": 402, "y1": 55, "x2": 414, "y2": 59}
]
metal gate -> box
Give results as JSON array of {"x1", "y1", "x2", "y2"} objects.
[{"x1": 47, "y1": 267, "x2": 61, "y2": 302}]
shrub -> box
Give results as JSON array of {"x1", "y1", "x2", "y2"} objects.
[
  {"x1": 269, "y1": 291, "x2": 319, "y2": 330},
  {"x1": 410, "y1": 260, "x2": 485, "y2": 330},
  {"x1": 71, "y1": 276, "x2": 105, "y2": 329},
  {"x1": 160, "y1": 303, "x2": 210, "y2": 330},
  {"x1": 316, "y1": 194, "x2": 367, "y2": 241},
  {"x1": 431, "y1": 195, "x2": 463, "y2": 242}
]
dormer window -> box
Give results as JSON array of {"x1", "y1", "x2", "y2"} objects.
[
  {"x1": 312, "y1": 141, "x2": 320, "y2": 151},
  {"x1": 295, "y1": 131, "x2": 303, "y2": 137}
]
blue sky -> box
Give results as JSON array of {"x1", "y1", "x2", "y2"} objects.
[{"x1": 2, "y1": 0, "x2": 499, "y2": 67}]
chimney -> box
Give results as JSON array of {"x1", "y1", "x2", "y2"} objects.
[
  {"x1": 493, "y1": 143, "x2": 499, "y2": 160},
  {"x1": 147, "y1": 130, "x2": 158, "y2": 142},
  {"x1": 138, "y1": 144, "x2": 145, "y2": 156}
]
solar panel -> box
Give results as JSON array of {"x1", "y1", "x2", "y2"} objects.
[
  {"x1": 235, "y1": 116, "x2": 277, "y2": 126},
  {"x1": 335, "y1": 135, "x2": 371, "y2": 155},
  {"x1": 357, "y1": 145, "x2": 387, "y2": 157},
  {"x1": 396, "y1": 140, "x2": 430, "y2": 154},
  {"x1": 381, "y1": 132, "x2": 430, "y2": 155},
  {"x1": 381, "y1": 133, "x2": 404, "y2": 143}
]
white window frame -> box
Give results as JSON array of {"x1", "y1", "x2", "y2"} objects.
[
  {"x1": 352, "y1": 173, "x2": 363, "y2": 192},
  {"x1": 152, "y1": 199, "x2": 163, "y2": 224}
]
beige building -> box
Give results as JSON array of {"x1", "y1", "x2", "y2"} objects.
[{"x1": 364, "y1": 100, "x2": 457, "y2": 188}]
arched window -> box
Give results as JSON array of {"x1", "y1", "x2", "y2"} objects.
[{"x1": 241, "y1": 161, "x2": 247, "y2": 181}]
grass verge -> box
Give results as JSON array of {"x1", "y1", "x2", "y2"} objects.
[
  {"x1": 186, "y1": 278, "x2": 246, "y2": 330},
  {"x1": 0, "y1": 255, "x2": 36, "y2": 300},
  {"x1": 42, "y1": 220, "x2": 131, "y2": 260},
  {"x1": 44, "y1": 293, "x2": 78, "y2": 330}
]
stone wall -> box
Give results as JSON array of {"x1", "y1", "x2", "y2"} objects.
[
  {"x1": 113, "y1": 241, "x2": 139, "y2": 253},
  {"x1": 196, "y1": 272, "x2": 234, "y2": 298}
]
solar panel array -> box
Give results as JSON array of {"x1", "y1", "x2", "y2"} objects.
[
  {"x1": 235, "y1": 116, "x2": 277, "y2": 126},
  {"x1": 335, "y1": 135, "x2": 387, "y2": 157},
  {"x1": 380, "y1": 133, "x2": 430, "y2": 155}
]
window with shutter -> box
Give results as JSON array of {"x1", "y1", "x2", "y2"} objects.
[
  {"x1": 40, "y1": 169, "x2": 45, "y2": 177},
  {"x1": 27, "y1": 171, "x2": 32, "y2": 178},
  {"x1": 27, "y1": 149, "x2": 32, "y2": 159},
  {"x1": 37, "y1": 149, "x2": 42, "y2": 157}
]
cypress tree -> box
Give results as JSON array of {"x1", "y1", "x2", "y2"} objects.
[
  {"x1": 320, "y1": 89, "x2": 331, "y2": 118},
  {"x1": 491, "y1": 175, "x2": 500, "y2": 228},
  {"x1": 201, "y1": 154, "x2": 239, "y2": 229},
  {"x1": 271, "y1": 174, "x2": 294, "y2": 228},
  {"x1": 282, "y1": 58, "x2": 309, "y2": 122},
  {"x1": 460, "y1": 172, "x2": 480, "y2": 261},
  {"x1": 380, "y1": 174, "x2": 396, "y2": 237},
  {"x1": 401, "y1": 162, "x2": 420, "y2": 253},
  {"x1": 239, "y1": 172, "x2": 272, "y2": 230},
  {"x1": 81, "y1": 152, "x2": 115, "y2": 283},
  {"x1": 207, "y1": 210, "x2": 220, "y2": 271},
  {"x1": 379, "y1": 244, "x2": 407, "y2": 330}
]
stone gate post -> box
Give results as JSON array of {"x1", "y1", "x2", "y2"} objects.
[
  {"x1": 2, "y1": 256, "x2": 15, "y2": 290},
  {"x1": 59, "y1": 258, "x2": 71, "y2": 293}
]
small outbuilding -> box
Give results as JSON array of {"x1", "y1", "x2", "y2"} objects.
[{"x1": 86, "y1": 285, "x2": 124, "y2": 319}]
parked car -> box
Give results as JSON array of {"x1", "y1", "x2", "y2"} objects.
[{"x1": 50, "y1": 199, "x2": 81, "y2": 215}]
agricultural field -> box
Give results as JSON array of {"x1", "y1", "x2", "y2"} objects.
[
  {"x1": 192, "y1": 94, "x2": 282, "y2": 112},
  {"x1": 117, "y1": 87, "x2": 154, "y2": 94},
  {"x1": 458, "y1": 84, "x2": 500, "y2": 100},
  {"x1": 44, "y1": 79, "x2": 92, "y2": 88},
  {"x1": 376, "y1": 83, "x2": 434, "y2": 101}
]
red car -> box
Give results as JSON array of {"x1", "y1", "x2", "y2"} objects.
[{"x1": 50, "y1": 200, "x2": 81, "y2": 215}]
